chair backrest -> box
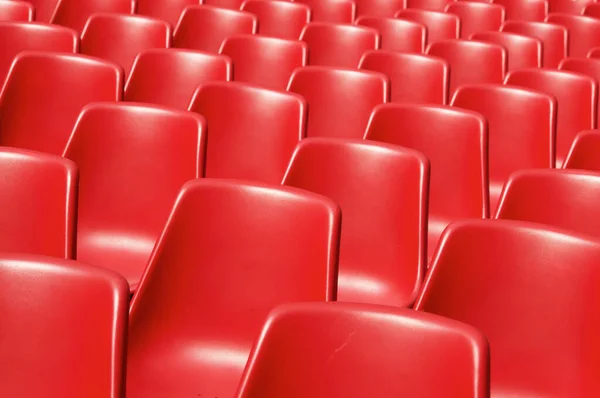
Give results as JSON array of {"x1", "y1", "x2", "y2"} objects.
[
  {"x1": 283, "y1": 138, "x2": 429, "y2": 307},
  {"x1": 559, "y1": 57, "x2": 600, "y2": 118},
  {"x1": 396, "y1": 9, "x2": 460, "y2": 44},
  {"x1": 353, "y1": 0, "x2": 404, "y2": 17},
  {"x1": 451, "y1": 84, "x2": 555, "y2": 212},
  {"x1": 415, "y1": 219, "x2": 600, "y2": 397},
  {"x1": 287, "y1": 66, "x2": 388, "y2": 138},
  {"x1": 563, "y1": 129, "x2": 600, "y2": 171},
  {"x1": 173, "y1": 5, "x2": 257, "y2": 53},
  {"x1": 51, "y1": 0, "x2": 134, "y2": 33},
  {"x1": 294, "y1": 0, "x2": 355, "y2": 23},
  {"x1": 471, "y1": 31, "x2": 542, "y2": 71},
  {"x1": 236, "y1": 302, "x2": 490, "y2": 398},
  {"x1": 27, "y1": 0, "x2": 57, "y2": 21},
  {"x1": 0, "y1": 0, "x2": 33, "y2": 21},
  {"x1": 359, "y1": 50, "x2": 449, "y2": 104},
  {"x1": 220, "y1": 34, "x2": 307, "y2": 90},
  {"x1": 583, "y1": 3, "x2": 600, "y2": 18},
  {"x1": 136, "y1": 0, "x2": 197, "y2": 27},
  {"x1": 548, "y1": 0, "x2": 593, "y2": 14},
  {"x1": 501, "y1": 20, "x2": 567, "y2": 67},
  {"x1": 0, "y1": 148, "x2": 76, "y2": 258},
  {"x1": 127, "y1": 179, "x2": 340, "y2": 398},
  {"x1": 0, "y1": 52, "x2": 123, "y2": 155},
  {"x1": 355, "y1": 16, "x2": 427, "y2": 53},
  {"x1": 81, "y1": 14, "x2": 171, "y2": 76},
  {"x1": 493, "y1": 0, "x2": 547, "y2": 21},
  {"x1": 188, "y1": 81, "x2": 305, "y2": 183},
  {"x1": 203, "y1": 0, "x2": 243, "y2": 8},
  {"x1": 505, "y1": 68, "x2": 597, "y2": 167},
  {"x1": 63, "y1": 102, "x2": 206, "y2": 287},
  {"x1": 405, "y1": 0, "x2": 453, "y2": 11},
  {"x1": 546, "y1": 14, "x2": 600, "y2": 58},
  {"x1": 300, "y1": 22, "x2": 379, "y2": 68},
  {"x1": 241, "y1": 0, "x2": 311, "y2": 39},
  {"x1": 0, "y1": 254, "x2": 129, "y2": 398},
  {"x1": 445, "y1": 2, "x2": 505, "y2": 39}
]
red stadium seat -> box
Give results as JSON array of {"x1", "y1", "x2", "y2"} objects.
[
  {"x1": 0, "y1": 255, "x2": 129, "y2": 398},
  {"x1": 563, "y1": 130, "x2": 600, "y2": 171},
  {"x1": 583, "y1": 3, "x2": 600, "y2": 18},
  {"x1": 493, "y1": 0, "x2": 547, "y2": 21},
  {"x1": 547, "y1": 0, "x2": 593, "y2": 14},
  {"x1": 428, "y1": 39, "x2": 506, "y2": 96},
  {"x1": 445, "y1": 2, "x2": 505, "y2": 39},
  {"x1": 451, "y1": 84, "x2": 555, "y2": 211},
  {"x1": 203, "y1": 0, "x2": 243, "y2": 8},
  {"x1": 283, "y1": 138, "x2": 428, "y2": 307},
  {"x1": 546, "y1": 14, "x2": 600, "y2": 58},
  {"x1": 359, "y1": 50, "x2": 449, "y2": 104},
  {"x1": 0, "y1": 52, "x2": 122, "y2": 155},
  {"x1": 416, "y1": 219, "x2": 600, "y2": 397},
  {"x1": 396, "y1": 9, "x2": 459, "y2": 44},
  {"x1": 365, "y1": 104, "x2": 488, "y2": 260},
  {"x1": 63, "y1": 102, "x2": 206, "y2": 288},
  {"x1": 353, "y1": 0, "x2": 404, "y2": 17},
  {"x1": 501, "y1": 20, "x2": 566, "y2": 67},
  {"x1": 300, "y1": 22, "x2": 379, "y2": 67},
  {"x1": 590, "y1": 47, "x2": 600, "y2": 58},
  {"x1": 126, "y1": 48, "x2": 231, "y2": 109},
  {"x1": 0, "y1": 0, "x2": 33, "y2": 21},
  {"x1": 188, "y1": 81, "x2": 305, "y2": 183},
  {"x1": 173, "y1": 5, "x2": 257, "y2": 53},
  {"x1": 236, "y1": 302, "x2": 490, "y2": 398},
  {"x1": 27, "y1": 0, "x2": 56, "y2": 21},
  {"x1": 356, "y1": 16, "x2": 426, "y2": 53},
  {"x1": 126, "y1": 179, "x2": 340, "y2": 398},
  {"x1": 51, "y1": 0, "x2": 134, "y2": 33},
  {"x1": 505, "y1": 68, "x2": 597, "y2": 167},
  {"x1": 0, "y1": 148, "x2": 76, "y2": 258},
  {"x1": 406, "y1": 0, "x2": 453, "y2": 11},
  {"x1": 294, "y1": 0, "x2": 355, "y2": 23},
  {"x1": 136, "y1": 0, "x2": 198, "y2": 27},
  {"x1": 220, "y1": 34, "x2": 307, "y2": 90},
  {"x1": 81, "y1": 14, "x2": 170, "y2": 76},
  {"x1": 471, "y1": 31, "x2": 542, "y2": 70},
  {"x1": 559, "y1": 57, "x2": 600, "y2": 117},
  {"x1": 241, "y1": 0, "x2": 310, "y2": 39},
  {"x1": 288, "y1": 66, "x2": 388, "y2": 138}
]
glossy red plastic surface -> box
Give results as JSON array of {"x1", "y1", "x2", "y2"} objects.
[
  {"x1": 589, "y1": 47, "x2": 600, "y2": 58},
  {"x1": 446, "y1": 3, "x2": 504, "y2": 39},
  {"x1": 353, "y1": 0, "x2": 404, "y2": 17},
  {"x1": 81, "y1": 14, "x2": 170, "y2": 76},
  {"x1": 559, "y1": 57, "x2": 600, "y2": 117},
  {"x1": 203, "y1": 0, "x2": 244, "y2": 8},
  {"x1": 505, "y1": 68, "x2": 597, "y2": 167},
  {"x1": 27, "y1": 0, "x2": 57, "y2": 21},
  {"x1": 173, "y1": 5, "x2": 257, "y2": 53},
  {"x1": 127, "y1": 179, "x2": 340, "y2": 398},
  {"x1": 236, "y1": 302, "x2": 490, "y2": 398},
  {"x1": 283, "y1": 138, "x2": 429, "y2": 307},
  {"x1": 136, "y1": 0, "x2": 198, "y2": 27},
  {"x1": 583, "y1": 3, "x2": 600, "y2": 18},
  {"x1": 241, "y1": 0, "x2": 310, "y2": 39},
  {"x1": 0, "y1": 22, "x2": 78, "y2": 85},
  {"x1": 546, "y1": 14, "x2": 600, "y2": 57},
  {"x1": 471, "y1": 31, "x2": 542, "y2": 70},
  {"x1": 300, "y1": 22, "x2": 379, "y2": 67},
  {"x1": 428, "y1": 39, "x2": 506, "y2": 96},
  {"x1": 288, "y1": 66, "x2": 388, "y2": 138},
  {"x1": 51, "y1": 0, "x2": 134, "y2": 33},
  {"x1": 563, "y1": 129, "x2": 600, "y2": 171},
  {"x1": 493, "y1": 0, "x2": 547, "y2": 21},
  {"x1": 405, "y1": 0, "x2": 453, "y2": 11},
  {"x1": 220, "y1": 34, "x2": 307, "y2": 90},
  {"x1": 365, "y1": 103, "x2": 488, "y2": 260},
  {"x1": 356, "y1": 16, "x2": 426, "y2": 53},
  {"x1": 359, "y1": 50, "x2": 449, "y2": 103},
  {"x1": 396, "y1": 9, "x2": 459, "y2": 44},
  {"x1": 0, "y1": 0, "x2": 32, "y2": 21},
  {"x1": 0, "y1": 148, "x2": 76, "y2": 258},
  {"x1": 0, "y1": 52, "x2": 122, "y2": 155},
  {"x1": 0, "y1": 254, "x2": 129, "y2": 398},
  {"x1": 63, "y1": 102, "x2": 206, "y2": 286},
  {"x1": 294, "y1": 0, "x2": 355, "y2": 23},
  {"x1": 548, "y1": 0, "x2": 593, "y2": 14},
  {"x1": 125, "y1": 48, "x2": 231, "y2": 109},
  {"x1": 189, "y1": 81, "x2": 305, "y2": 183},
  {"x1": 416, "y1": 219, "x2": 600, "y2": 397},
  {"x1": 501, "y1": 20, "x2": 566, "y2": 67},
  {"x1": 451, "y1": 84, "x2": 555, "y2": 211}
]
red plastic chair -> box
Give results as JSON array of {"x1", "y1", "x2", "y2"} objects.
[
  {"x1": 188, "y1": 81, "x2": 305, "y2": 183},
  {"x1": 0, "y1": 148, "x2": 76, "y2": 258},
  {"x1": 0, "y1": 52, "x2": 122, "y2": 155},
  {"x1": 445, "y1": 2, "x2": 504, "y2": 39},
  {"x1": 359, "y1": 50, "x2": 449, "y2": 104},
  {"x1": 493, "y1": 0, "x2": 547, "y2": 21},
  {"x1": 203, "y1": 0, "x2": 243, "y2": 8},
  {"x1": 451, "y1": 84, "x2": 555, "y2": 211},
  {"x1": 125, "y1": 49, "x2": 231, "y2": 109},
  {"x1": 396, "y1": 9, "x2": 459, "y2": 44},
  {"x1": 428, "y1": 39, "x2": 506, "y2": 96},
  {"x1": 471, "y1": 31, "x2": 542, "y2": 70},
  {"x1": 173, "y1": 5, "x2": 257, "y2": 53},
  {"x1": 365, "y1": 103, "x2": 488, "y2": 260},
  {"x1": 27, "y1": 0, "x2": 56, "y2": 21},
  {"x1": 583, "y1": 3, "x2": 600, "y2": 18},
  {"x1": 500, "y1": 21, "x2": 567, "y2": 67},
  {"x1": 0, "y1": 22, "x2": 78, "y2": 86},
  {"x1": 81, "y1": 14, "x2": 170, "y2": 76},
  {"x1": 590, "y1": 47, "x2": 600, "y2": 58},
  {"x1": 63, "y1": 102, "x2": 206, "y2": 288},
  {"x1": 353, "y1": 0, "x2": 404, "y2": 17},
  {"x1": 288, "y1": 66, "x2": 388, "y2": 138},
  {"x1": 300, "y1": 22, "x2": 379, "y2": 67},
  {"x1": 416, "y1": 219, "x2": 600, "y2": 397},
  {"x1": 548, "y1": 0, "x2": 593, "y2": 14},
  {"x1": 294, "y1": 0, "x2": 355, "y2": 23},
  {"x1": 236, "y1": 302, "x2": 490, "y2": 398},
  {"x1": 220, "y1": 34, "x2": 306, "y2": 90},
  {"x1": 546, "y1": 14, "x2": 600, "y2": 58},
  {"x1": 406, "y1": 0, "x2": 453, "y2": 11},
  {"x1": 563, "y1": 130, "x2": 600, "y2": 171},
  {"x1": 241, "y1": 0, "x2": 310, "y2": 39},
  {"x1": 505, "y1": 68, "x2": 597, "y2": 167},
  {"x1": 356, "y1": 16, "x2": 426, "y2": 53},
  {"x1": 136, "y1": 0, "x2": 198, "y2": 27},
  {"x1": 0, "y1": 254, "x2": 129, "y2": 398},
  {"x1": 284, "y1": 138, "x2": 428, "y2": 307},
  {"x1": 0, "y1": 0, "x2": 33, "y2": 21},
  {"x1": 51, "y1": 0, "x2": 134, "y2": 33},
  {"x1": 127, "y1": 179, "x2": 340, "y2": 398},
  {"x1": 559, "y1": 57, "x2": 600, "y2": 117}
]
